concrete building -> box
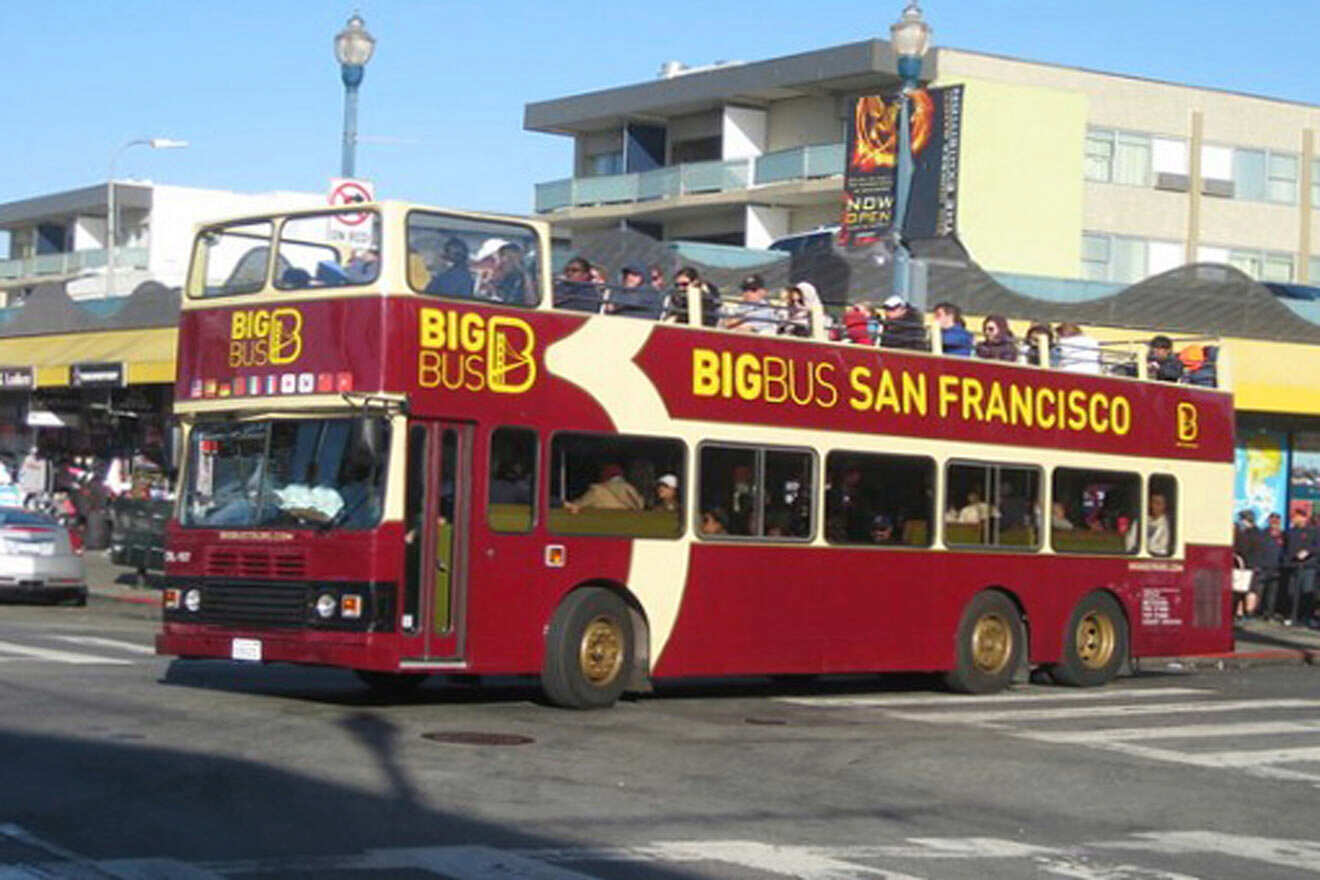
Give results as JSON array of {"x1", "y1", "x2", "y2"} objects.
[{"x1": 525, "y1": 40, "x2": 1320, "y2": 289}]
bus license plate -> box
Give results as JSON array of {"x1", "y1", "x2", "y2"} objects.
[{"x1": 231, "y1": 638, "x2": 262, "y2": 662}]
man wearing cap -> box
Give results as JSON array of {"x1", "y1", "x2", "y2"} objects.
[
  {"x1": 879, "y1": 295, "x2": 927, "y2": 351},
  {"x1": 870, "y1": 514, "x2": 898, "y2": 544},
  {"x1": 653, "y1": 473, "x2": 680, "y2": 512},
  {"x1": 1146, "y1": 335, "x2": 1184, "y2": 382},
  {"x1": 608, "y1": 265, "x2": 664, "y2": 320},
  {"x1": 722, "y1": 274, "x2": 778, "y2": 334}
]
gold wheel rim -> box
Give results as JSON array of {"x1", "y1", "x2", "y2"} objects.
[
  {"x1": 579, "y1": 615, "x2": 625, "y2": 686},
  {"x1": 971, "y1": 613, "x2": 1013, "y2": 675},
  {"x1": 1075, "y1": 611, "x2": 1117, "y2": 670}
]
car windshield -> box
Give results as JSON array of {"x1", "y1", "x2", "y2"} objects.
[{"x1": 182, "y1": 417, "x2": 389, "y2": 530}]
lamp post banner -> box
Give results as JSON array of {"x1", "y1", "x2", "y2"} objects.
[{"x1": 840, "y1": 85, "x2": 964, "y2": 246}]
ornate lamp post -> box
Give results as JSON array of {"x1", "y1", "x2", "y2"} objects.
[
  {"x1": 334, "y1": 13, "x2": 377, "y2": 178},
  {"x1": 107, "y1": 137, "x2": 188, "y2": 296},
  {"x1": 889, "y1": 1, "x2": 932, "y2": 303}
]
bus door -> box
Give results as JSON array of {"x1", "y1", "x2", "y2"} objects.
[{"x1": 402, "y1": 421, "x2": 472, "y2": 661}]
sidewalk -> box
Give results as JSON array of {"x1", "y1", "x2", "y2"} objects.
[{"x1": 82, "y1": 552, "x2": 1320, "y2": 668}]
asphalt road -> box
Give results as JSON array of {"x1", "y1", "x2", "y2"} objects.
[{"x1": 2, "y1": 597, "x2": 1320, "y2": 879}]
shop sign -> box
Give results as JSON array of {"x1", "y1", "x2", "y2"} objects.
[
  {"x1": 0, "y1": 367, "x2": 33, "y2": 389},
  {"x1": 71, "y1": 362, "x2": 125, "y2": 388}
]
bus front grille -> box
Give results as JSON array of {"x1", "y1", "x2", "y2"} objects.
[
  {"x1": 204, "y1": 547, "x2": 308, "y2": 580},
  {"x1": 198, "y1": 581, "x2": 308, "y2": 627}
]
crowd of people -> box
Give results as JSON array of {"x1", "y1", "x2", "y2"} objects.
[
  {"x1": 1234, "y1": 507, "x2": 1320, "y2": 627},
  {"x1": 550, "y1": 258, "x2": 1217, "y2": 384}
]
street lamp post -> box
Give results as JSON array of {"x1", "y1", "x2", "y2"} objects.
[
  {"x1": 889, "y1": 1, "x2": 932, "y2": 305},
  {"x1": 106, "y1": 137, "x2": 188, "y2": 297},
  {"x1": 334, "y1": 14, "x2": 377, "y2": 178}
]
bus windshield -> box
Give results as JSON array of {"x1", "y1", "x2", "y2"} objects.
[{"x1": 182, "y1": 417, "x2": 390, "y2": 530}]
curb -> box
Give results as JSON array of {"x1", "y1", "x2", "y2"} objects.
[{"x1": 1139, "y1": 648, "x2": 1318, "y2": 672}]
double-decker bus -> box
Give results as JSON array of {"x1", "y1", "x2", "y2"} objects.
[{"x1": 157, "y1": 201, "x2": 1235, "y2": 708}]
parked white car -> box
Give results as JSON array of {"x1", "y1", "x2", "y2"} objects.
[{"x1": 0, "y1": 507, "x2": 87, "y2": 605}]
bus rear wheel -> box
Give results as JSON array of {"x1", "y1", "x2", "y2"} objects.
[
  {"x1": 945, "y1": 591, "x2": 1024, "y2": 694},
  {"x1": 542, "y1": 587, "x2": 633, "y2": 710},
  {"x1": 1051, "y1": 593, "x2": 1128, "y2": 687}
]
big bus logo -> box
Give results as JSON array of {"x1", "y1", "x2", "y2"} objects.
[
  {"x1": 417, "y1": 307, "x2": 536, "y2": 394},
  {"x1": 229, "y1": 307, "x2": 304, "y2": 367},
  {"x1": 1176, "y1": 402, "x2": 1199, "y2": 445}
]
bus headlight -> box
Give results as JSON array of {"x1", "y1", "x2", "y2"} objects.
[
  {"x1": 315, "y1": 593, "x2": 338, "y2": 619},
  {"x1": 183, "y1": 588, "x2": 202, "y2": 613}
]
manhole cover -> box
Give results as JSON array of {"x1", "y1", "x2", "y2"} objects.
[
  {"x1": 422, "y1": 731, "x2": 535, "y2": 746},
  {"x1": 744, "y1": 716, "x2": 789, "y2": 726}
]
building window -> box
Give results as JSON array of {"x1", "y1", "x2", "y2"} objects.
[
  {"x1": 1082, "y1": 232, "x2": 1180, "y2": 284},
  {"x1": 1309, "y1": 256, "x2": 1320, "y2": 283},
  {"x1": 1223, "y1": 248, "x2": 1294, "y2": 282},
  {"x1": 587, "y1": 151, "x2": 623, "y2": 177},
  {"x1": 1230, "y1": 148, "x2": 1297, "y2": 203},
  {"x1": 1084, "y1": 129, "x2": 1150, "y2": 186},
  {"x1": 1312, "y1": 159, "x2": 1320, "y2": 209},
  {"x1": 698, "y1": 443, "x2": 814, "y2": 540}
]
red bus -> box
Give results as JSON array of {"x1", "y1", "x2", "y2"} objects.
[{"x1": 157, "y1": 202, "x2": 1235, "y2": 708}]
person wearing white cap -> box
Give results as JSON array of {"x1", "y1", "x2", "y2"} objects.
[
  {"x1": 879, "y1": 295, "x2": 927, "y2": 350},
  {"x1": 654, "y1": 473, "x2": 680, "y2": 512}
]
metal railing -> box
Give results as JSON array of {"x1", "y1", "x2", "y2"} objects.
[
  {"x1": 0, "y1": 247, "x2": 148, "y2": 281},
  {"x1": 535, "y1": 143, "x2": 845, "y2": 213}
]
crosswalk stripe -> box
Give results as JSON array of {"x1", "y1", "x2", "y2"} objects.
[
  {"x1": 51, "y1": 635, "x2": 156, "y2": 655},
  {"x1": 1020, "y1": 719, "x2": 1320, "y2": 744},
  {"x1": 0, "y1": 639, "x2": 132, "y2": 665},
  {"x1": 779, "y1": 686, "x2": 1208, "y2": 708},
  {"x1": 887, "y1": 698, "x2": 1320, "y2": 725}
]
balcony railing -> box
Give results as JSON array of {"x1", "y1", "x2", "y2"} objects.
[
  {"x1": 535, "y1": 143, "x2": 845, "y2": 213},
  {"x1": 0, "y1": 247, "x2": 148, "y2": 281}
]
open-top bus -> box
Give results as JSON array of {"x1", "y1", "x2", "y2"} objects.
[{"x1": 157, "y1": 201, "x2": 1235, "y2": 708}]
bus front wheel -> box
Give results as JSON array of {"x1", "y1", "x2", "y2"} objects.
[
  {"x1": 945, "y1": 591, "x2": 1024, "y2": 694},
  {"x1": 1050, "y1": 593, "x2": 1128, "y2": 687},
  {"x1": 542, "y1": 587, "x2": 633, "y2": 710}
]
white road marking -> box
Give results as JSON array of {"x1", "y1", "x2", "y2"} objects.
[
  {"x1": 98, "y1": 858, "x2": 226, "y2": 879},
  {"x1": 0, "y1": 640, "x2": 132, "y2": 665},
  {"x1": 1098, "y1": 830, "x2": 1320, "y2": 874},
  {"x1": 886, "y1": 698, "x2": 1320, "y2": 725},
  {"x1": 632, "y1": 841, "x2": 922, "y2": 879},
  {"x1": 1019, "y1": 719, "x2": 1320, "y2": 744},
  {"x1": 779, "y1": 687, "x2": 1209, "y2": 708},
  {"x1": 50, "y1": 635, "x2": 156, "y2": 655},
  {"x1": 1031, "y1": 857, "x2": 1203, "y2": 879}
]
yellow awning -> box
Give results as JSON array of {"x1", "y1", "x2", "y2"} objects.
[{"x1": 0, "y1": 327, "x2": 176, "y2": 388}]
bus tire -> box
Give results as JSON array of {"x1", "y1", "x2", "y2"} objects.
[
  {"x1": 355, "y1": 669, "x2": 428, "y2": 696},
  {"x1": 944, "y1": 591, "x2": 1024, "y2": 694},
  {"x1": 542, "y1": 587, "x2": 633, "y2": 710},
  {"x1": 1051, "y1": 592, "x2": 1128, "y2": 687}
]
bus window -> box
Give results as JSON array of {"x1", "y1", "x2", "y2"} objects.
[
  {"x1": 488, "y1": 427, "x2": 536, "y2": 532},
  {"x1": 407, "y1": 211, "x2": 542, "y2": 307},
  {"x1": 1148, "y1": 474, "x2": 1177, "y2": 557},
  {"x1": 548, "y1": 432, "x2": 683, "y2": 537},
  {"x1": 825, "y1": 452, "x2": 934, "y2": 547},
  {"x1": 1050, "y1": 467, "x2": 1141, "y2": 555},
  {"x1": 944, "y1": 462, "x2": 1041, "y2": 550},
  {"x1": 275, "y1": 212, "x2": 381, "y2": 289},
  {"x1": 191, "y1": 220, "x2": 274, "y2": 297},
  {"x1": 698, "y1": 444, "x2": 814, "y2": 540}
]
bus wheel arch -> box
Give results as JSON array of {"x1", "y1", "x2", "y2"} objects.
[
  {"x1": 1049, "y1": 589, "x2": 1129, "y2": 687},
  {"x1": 945, "y1": 587, "x2": 1027, "y2": 695},
  {"x1": 541, "y1": 582, "x2": 649, "y2": 709}
]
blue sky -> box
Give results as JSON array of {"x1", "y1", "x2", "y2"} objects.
[{"x1": 3, "y1": 0, "x2": 1317, "y2": 216}]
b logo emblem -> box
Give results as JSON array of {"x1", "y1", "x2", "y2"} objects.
[{"x1": 1176, "y1": 402, "x2": 1199, "y2": 444}]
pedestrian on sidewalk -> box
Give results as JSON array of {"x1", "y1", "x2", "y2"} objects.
[
  {"x1": 1282, "y1": 507, "x2": 1320, "y2": 626},
  {"x1": 1254, "y1": 512, "x2": 1286, "y2": 619}
]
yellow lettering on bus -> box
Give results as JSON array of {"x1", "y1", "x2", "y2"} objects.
[
  {"x1": 692, "y1": 348, "x2": 720, "y2": 397},
  {"x1": 418, "y1": 349, "x2": 441, "y2": 387},
  {"x1": 1009, "y1": 384, "x2": 1033, "y2": 427},
  {"x1": 1111, "y1": 396, "x2": 1132, "y2": 435},
  {"x1": 874, "y1": 369, "x2": 900, "y2": 414},
  {"x1": 420, "y1": 307, "x2": 444, "y2": 348},
  {"x1": 902, "y1": 371, "x2": 927, "y2": 416},
  {"x1": 1088, "y1": 393, "x2": 1110, "y2": 433},
  {"x1": 734, "y1": 353, "x2": 761, "y2": 400},
  {"x1": 961, "y1": 378, "x2": 985, "y2": 421},
  {"x1": 762, "y1": 356, "x2": 789, "y2": 404},
  {"x1": 1036, "y1": 387, "x2": 1056, "y2": 429},
  {"x1": 1066, "y1": 389, "x2": 1088, "y2": 431},
  {"x1": 815, "y1": 362, "x2": 839, "y2": 408},
  {"x1": 984, "y1": 381, "x2": 1008, "y2": 424},
  {"x1": 267, "y1": 308, "x2": 302, "y2": 364},
  {"x1": 848, "y1": 366, "x2": 873, "y2": 411},
  {"x1": 459, "y1": 313, "x2": 484, "y2": 352},
  {"x1": 938, "y1": 374, "x2": 960, "y2": 417}
]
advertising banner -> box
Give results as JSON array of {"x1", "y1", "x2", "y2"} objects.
[
  {"x1": 1234, "y1": 428, "x2": 1288, "y2": 524},
  {"x1": 840, "y1": 85, "x2": 963, "y2": 246}
]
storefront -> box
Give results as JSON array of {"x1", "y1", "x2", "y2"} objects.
[{"x1": 1234, "y1": 413, "x2": 1320, "y2": 523}]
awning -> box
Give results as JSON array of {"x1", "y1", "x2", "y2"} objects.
[{"x1": 0, "y1": 327, "x2": 176, "y2": 388}]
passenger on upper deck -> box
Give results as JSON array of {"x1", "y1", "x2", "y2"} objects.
[
  {"x1": 879, "y1": 295, "x2": 927, "y2": 350},
  {"x1": 932, "y1": 302, "x2": 973, "y2": 356},
  {"x1": 553, "y1": 257, "x2": 604, "y2": 313},
  {"x1": 608, "y1": 265, "x2": 665, "y2": 320},
  {"x1": 1022, "y1": 322, "x2": 1056, "y2": 367},
  {"x1": 1055, "y1": 322, "x2": 1102, "y2": 374},
  {"x1": 669, "y1": 266, "x2": 722, "y2": 327},
  {"x1": 722, "y1": 275, "x2": 779, "y2": 334},
  {"x1": 975, "y1": 315, "x2": 1017, "y2": 362},
  {"x1": 778, "y1": 282, "x2": 818, "y2": 337},
  {"x1": 478, "y1": 240, "x2": 535, "y2": 306},
  {"x1": 1146, "y1": 335, "x2": 1185, "y2": 382},
  {"x1": 425, "y1": 237, "x2": 475, "y2": 297}
]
